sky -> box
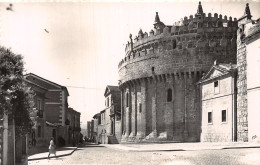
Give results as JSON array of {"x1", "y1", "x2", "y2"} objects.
[{"x1": 0, "y1": 0, "x2": 260, "y2": 133}]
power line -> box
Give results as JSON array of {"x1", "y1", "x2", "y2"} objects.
[{"x1": 65, "y1": 85, "x2": 105, "y2": 90}]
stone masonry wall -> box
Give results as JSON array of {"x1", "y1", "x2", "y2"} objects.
[
  {"x1": 236, "y1": 42, "x2": 248, "y2": 142},
  {"x1": 236, "y1": 15, "x2": 251, "y2": 142},
  {"x1": 121, "y1": 73, "x2": 202, "y2": 142}
]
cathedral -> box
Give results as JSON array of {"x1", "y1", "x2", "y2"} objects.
[{"x1": 118, "y1": 2, "x2": 259, "y2": 143}]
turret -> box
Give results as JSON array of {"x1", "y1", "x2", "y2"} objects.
[
  {"x1": 244, "y1": 3, "x2": 252, "y2": 20},
  {"x1": 154, "y1": 12, "x2": 160, "y2": 23},
  {"x1": 195, "y1": 1, "x2": 204, "y2": 17},
  {"x1": 153, "y1": 12, "x2": 165, "y2": 33}
]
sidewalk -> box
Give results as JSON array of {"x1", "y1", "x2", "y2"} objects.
[
  {"x1": 101, "y1": 142, "x2": 260, "y2": 152},
  {"x1": 28, "y1": 146, "x2": 77, "y2": 161}
]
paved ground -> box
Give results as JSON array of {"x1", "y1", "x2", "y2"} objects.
[
  {"x1": 28, "y1": 146, "x2": 77, "y2": 161},
  {"x1": 28, "y1": 143, "x2": 260, "y2": 165}
]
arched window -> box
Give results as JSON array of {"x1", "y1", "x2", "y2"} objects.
[
  {"x1": 167, "y1": 88, "x2": 172, "y2": 102},
  {"x1": 126, "y1": 93, "x2": 129, "y2": 107}
]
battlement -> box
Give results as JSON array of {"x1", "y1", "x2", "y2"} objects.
[
  {"x1": 118, "y1": 2, "x2": 237, "y2": 84},
  {"x1": 124, "y1": 12, "x2": 238, "y2": 55}
]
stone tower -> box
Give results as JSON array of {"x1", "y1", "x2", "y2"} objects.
[{"x1": 118, "y1": 2, "x2": 238, "y2": 143}]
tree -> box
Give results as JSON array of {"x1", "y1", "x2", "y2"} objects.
[{"x1": 0, "y1": 47, "x2": 35, "y2": 138}]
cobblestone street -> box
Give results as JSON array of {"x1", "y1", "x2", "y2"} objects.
[{"x1": 28, "y1": 144, "x2": 260, "y2": 165}]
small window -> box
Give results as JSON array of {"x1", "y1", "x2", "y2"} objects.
[
  {"x1": 151, "y1": 67, "x2": 155, "y2": 72},
  {"x1": 214, "y1": 81, "x2": 219, "y2": 94},
  {"x1": 126, "y1": 93, "x2": 129, "y2": 107},
  {"x1": 38, "y1": 126, "x2": 41, "y2": 137},
  {"x1": 222, "y1": 110, "x2": 227, "y2": 123},
  {"x1": 173, "y1": 40, "x2": 176, "y2": 49},
  {"x1": 208, "y1": 112, "x2": 212, "y2": 124},
  {"x1": 139, "y1": 103, "x2": 142, "y2": 113},
  {"x1": 167, "y1": 88, "x2": 172, "y2": 102},
  {"x1": 98, "y1": 116, "x2": 101, "y2": 124}
]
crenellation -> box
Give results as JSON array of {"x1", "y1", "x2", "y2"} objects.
[
  {"x1": 224, "y1": 15, "x2": 227, "y2": 21},
  {"x1": 214, "y1": 13, "x2": 218, "y2": 19}
]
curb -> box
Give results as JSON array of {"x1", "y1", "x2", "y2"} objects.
[
  {"x1": 222, "y1": 146, "x2": 260, "y2": 150},
  {"x1": 104, "y1": 144, "x2": 260, "y2": 152},
  {"x1": 28, "y1": 147, "x2": 78, "y2": 161}
]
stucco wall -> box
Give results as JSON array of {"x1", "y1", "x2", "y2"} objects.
[
  {"x1": 247, "y1": 33, "x2": 260, "y2": 142},
  {"x1": 201, "y1": 76, "x2": 234, "y2": 142}
]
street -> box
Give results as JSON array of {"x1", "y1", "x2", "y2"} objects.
[{"x1": 28, "y1": 144, "x2": 260, "y2": 165}]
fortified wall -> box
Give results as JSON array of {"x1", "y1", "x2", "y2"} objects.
[
  {"x1": 118, "y1": 2, "x2": 238, "y2": 143},
  {"x1": 236, "y1": 3, "x2": 260, "y2": 142}
]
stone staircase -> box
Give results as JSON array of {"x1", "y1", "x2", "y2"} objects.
[{"x1": 107, "y1": 135, "x2": 119, "y2": 144}]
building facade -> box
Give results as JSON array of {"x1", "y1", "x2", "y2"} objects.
[
  {"x1": 92, "y1": 114, "x2": 99, "y2": 143},
  {"x1": 118, "y1": 2, "x2": 237, "y2": 143},
  {"x1": 68, "y1": 108, "x2": 81, "y2": 146},
  {"x1": 200, "y1": 62, "x2": 237, "y2": 142},
  {"x1": 104, "y1": 86, "x2": 121, "y2": 144},
  {"x1": 86, "y1": 121, "x2": 92, "y2": 141},
  {"x1": 25, "y1": 73, "x2": 69, "y2": 146},
  {"x1": 25, "y1": 78, "x2": 50, "y2": 154}
]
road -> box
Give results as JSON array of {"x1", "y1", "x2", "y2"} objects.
[{"x1": 28, "y1": 144, "x2": 260, "y2": 165}]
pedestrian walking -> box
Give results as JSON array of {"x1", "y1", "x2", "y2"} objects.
[{"x1": 48, "y1": 137, "x2": 57, "y2": 159}]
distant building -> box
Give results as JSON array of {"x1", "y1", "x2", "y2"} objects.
[
  {"x1": 98, "y1": 109, "x2": 107, "y2": 144},
  {"x1": 104, "y1": 85, "x2": 121, "y2": 143},
  {"x1": 68, "y1": 107, "x2": 81, "y2": 146},
  {"x1": 92, "y1": 114, "x2": 99, "y2": 143},
  {"x1": 89, "y1": 86, "x2": 122, "y2": 144},
  {"x1": 86, "y1": 121, "x2": 92, "y2": 140}
]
